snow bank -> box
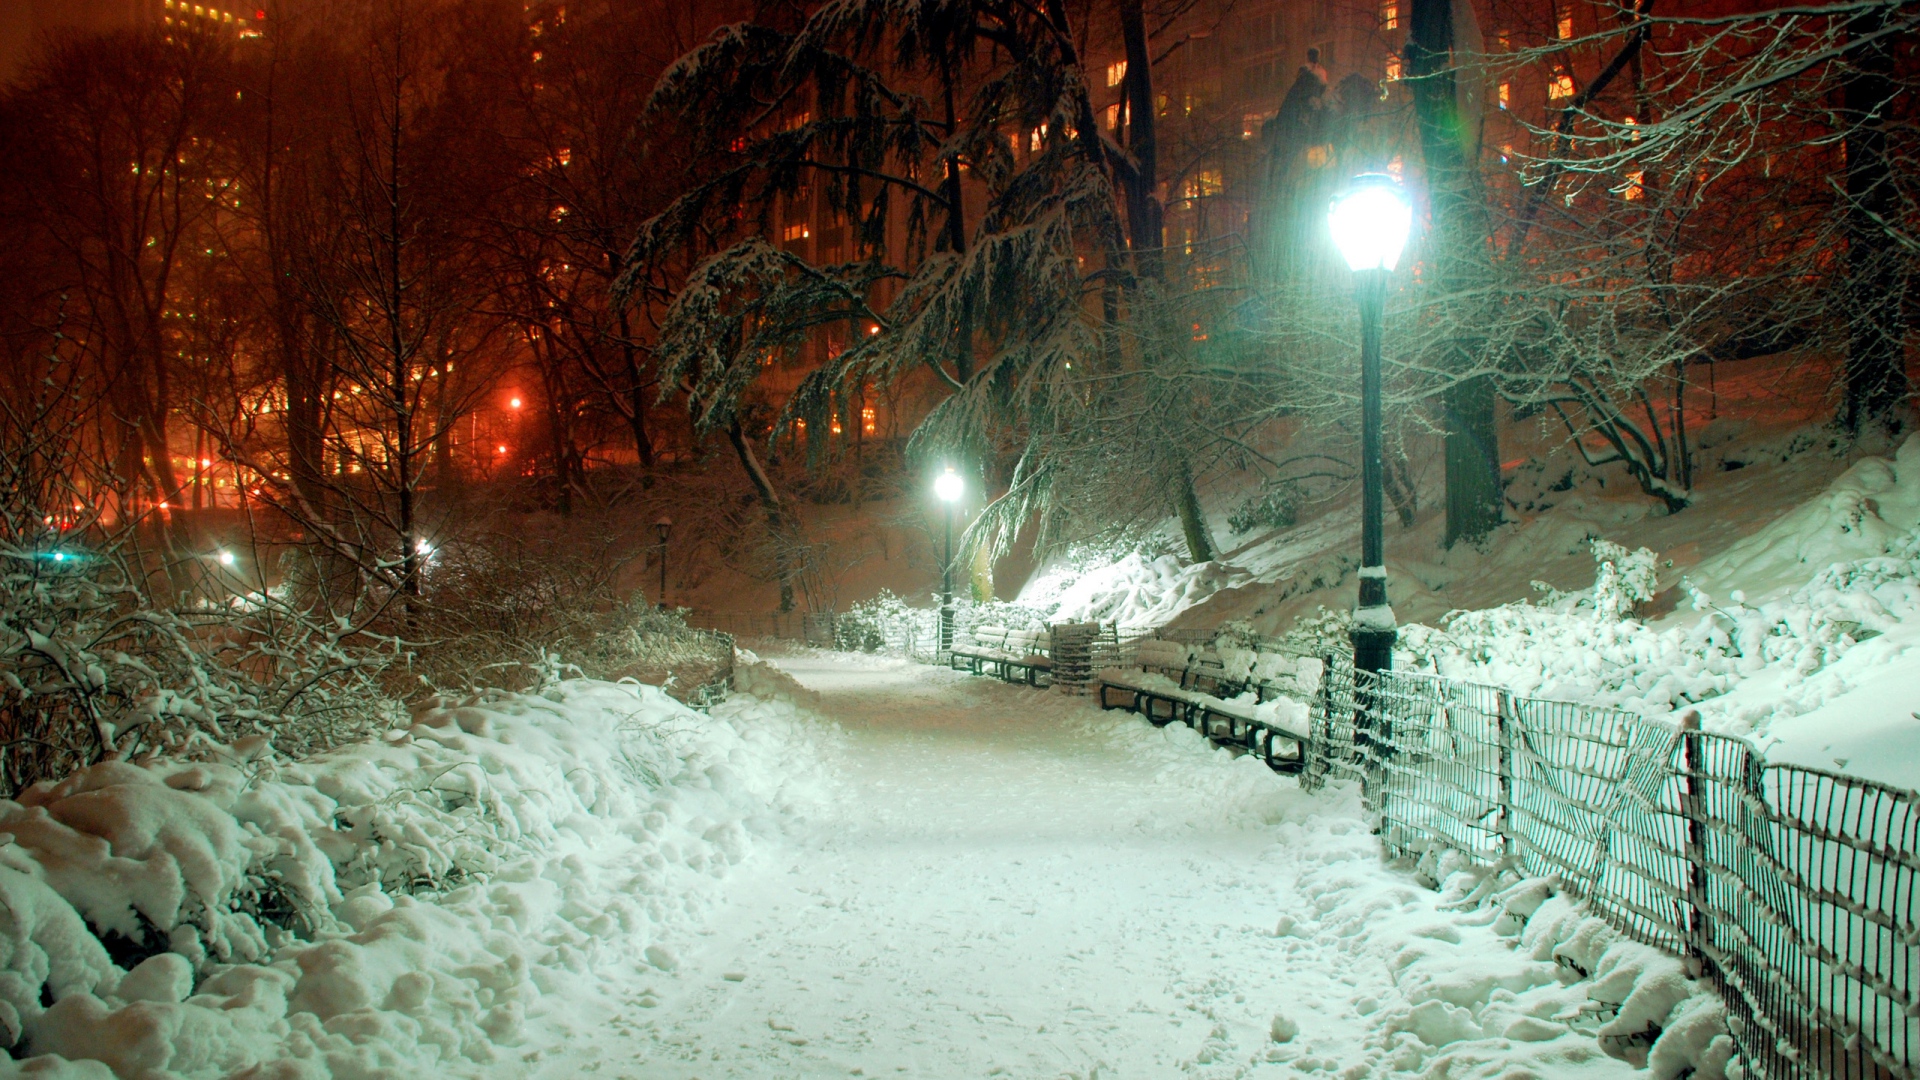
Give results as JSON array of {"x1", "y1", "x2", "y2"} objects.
[
  {"x1": 1080, "y1": 693, "x2": 1727, "y2": 1078},
  {"x1": 1398, "y1": 436, "x2": 1920, "y2": 784},
  {"x1": 0, "y1": 679, "x2": 838, "y2": 1078}
]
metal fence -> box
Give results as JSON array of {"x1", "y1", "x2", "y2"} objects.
[{"x1": 1304, "y1": 660, "x2": 1920, "y2": 1079}]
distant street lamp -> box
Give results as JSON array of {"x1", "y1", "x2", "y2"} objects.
[
  {"x1": 934, "y1": 467, "x2": 964, "y2": 656},
  {"x1": 1328, "y1": 173, "x2": 1412, "y2": 680},
  {"x1": 654, "y1": 515, "x2": 673, "y2": 608}
]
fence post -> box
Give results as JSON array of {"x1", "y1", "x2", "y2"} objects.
[
  {"x1": 1678, "y1": 709, "x2": 1709, "y2": 979},
  {"x1": 1496, "y1": 690, "x2": 1515, "y2": 862}
]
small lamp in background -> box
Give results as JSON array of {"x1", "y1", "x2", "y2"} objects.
[{"x1": 654, "y1": 515, "x2": 673, "y2": 608}]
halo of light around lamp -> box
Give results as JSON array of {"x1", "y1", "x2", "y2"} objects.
[
  {"x1": 934, "y1": 468, "x2": 964, "y2": 503},
  {"x1": 1328, "y1": 174, "x2": 1413, "y2": 273}
]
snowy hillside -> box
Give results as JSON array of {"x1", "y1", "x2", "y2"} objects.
[
  {"x1": 0, "y1": 671, "x2": 839, "y2": 1078},
  {"x1": 1019, "y1": 430, "x2": 1920, "y2": 788}
]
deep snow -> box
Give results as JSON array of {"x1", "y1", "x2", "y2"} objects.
[
  {"x1": 542, "y1": 654, "x2": 1721, "y2": 1079},
  {"x1": 0, "y1": 648, "x2": 1736, "y2": 1078}
]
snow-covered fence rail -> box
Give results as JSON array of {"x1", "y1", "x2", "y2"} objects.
[{"x1": 1304, "y1": 661, "x2": 1919, "y2": 1079}]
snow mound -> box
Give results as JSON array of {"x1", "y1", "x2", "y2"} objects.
[
  {"x1": 1691, "y1": 434, "x2": 1920, "y2": 603},
  {"x1": 1397, "y1": 436, "x2": 1920, "y2": 776},
  {"x1": 1025, "y1": 552, "x2": 1254, "y2": 628},
  {"x1": 0, "y1": 680, "x2": 838, "y2": 1077}
]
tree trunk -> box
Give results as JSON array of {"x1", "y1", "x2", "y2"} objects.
[
  {"x1": 1442, "y1": 376, "x2": 1500, "y2": 543},
  {"x1": 1841, "y1": 3, "x2": 1909, "y2": 435},
  {"x1": 1409, "y1": 0, "x2": 1502, "y2": 545},
  {"x1": 1119, "y1": 2, "x2": 1213, "y2": 562},
  {"x1": 615, "y1": 305, "x2": 656, "y2": 468},
  {"x1": 1119, "y1": 0, "x2": 1162, "y2": 281},
  {"x1": 1174, "y1": 461, "x2": 1215, "y2": 563},
  {"x1": 726, "y1": 418, "x2": 797, "y2": 612}
]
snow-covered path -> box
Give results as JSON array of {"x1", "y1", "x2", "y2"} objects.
[{"x1": 548, "y1": 655, "x2": 1641, "y2": 1079}]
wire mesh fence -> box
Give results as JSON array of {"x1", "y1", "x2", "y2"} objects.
[{"x1": 1303, "y1": 658, "x2": 1920, "y2": 1079}]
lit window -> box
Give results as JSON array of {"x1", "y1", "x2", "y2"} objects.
[
  {"x1": 1388, "y1": 155, "x2": 1404, "y2": 176},
  {"x1": 1107, "y1": 61, "x2": 1127, "y2": 87},
  {"x1": 1242, "y1": 111, "x2": 1263, "y2": 140},
  {"x1": 1498, "y1": 82, "x2": 1511, "y2": 108},
  {"x1": 1180, "y1": 169, "x2": 1223, "y2": 201},
  {"x1": 861, "y1": 405, "x2": 876, "y2": 435},
  {"x1": 1556, "y1": 6, "x2": 1574, "y2": 39},
  {"x1": 1384, "y1": 55, "x2": 1402, "y2": 81},
  {"x1": 1305, "y1": 144, "x2": 1332, "y2": 168},
  {"x1": 1496, "y1": 29, "x2": 1510, "y2": 51},
  {"x1": 830, "y1": 416, "x2": 842, "y2": 435},
  {"x1": 1106, "y1": 103, "x2": 1121, "y2": 130},
  {"x1": 555, "y1": 147, "x2": 571, "y2": 166},
  {"x1": 795, "y1": 419, "x2": 806, "y2": 433},
  {"x1": 1030, "y1": 123, "x2": 1047, "y2": 152},
  {"x1": 1548, "y1": 74, "x2": 1575, "y2": 100},
  {"x1": 1380, "y1": 1, "x2": 1399, "y2": 29},
  {"x1": 1622, "y1": 171, "x2": 1644, "y2": 200},
  {"x1": 783, "y1": 111, "x2": 811, "y2": 131},
  {"x1": 783, "y1": 222, "x2": 810, "y2": 241}
]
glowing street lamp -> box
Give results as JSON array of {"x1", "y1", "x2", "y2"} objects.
[
  {"x1": 934, "y1": 467, "x2": 963, "y2": 656},
  {"x1": 654, "y1": 515, "x2": 673, "y2": 608},
  {"x1": 1328, "y1": 173, "x2": 1412, "y2": 682}
]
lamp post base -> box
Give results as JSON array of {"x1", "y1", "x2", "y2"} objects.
[{"x1": 1349, "y1": 625, "x2": 1396, "y2": 675}]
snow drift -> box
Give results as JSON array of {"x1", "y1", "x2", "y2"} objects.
[
  {"x1": 0, "y1": 673, "x2": 837, "y2": 1078},
  {"x1": 1399, "y1": 435, "x2": 1920, "y2": 785}
]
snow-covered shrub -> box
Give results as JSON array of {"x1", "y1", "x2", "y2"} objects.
[
  {"x1": 0, "y1": 679, "x2": 838, "y2": 1072},
  {"x1": 0, "y1": 532, "x2": 405, "y2": 796},
  {"x1": 958, "y1": 599, "x2": 1052, "y2": 634},
  {"x1": 833, "y1": 589, "x2": 919, "y2": 652},
  {"x1": 1402, "y1": 520, "x2": 1920, "y2": 731},
  {"x1": 1273, "y1": 605, "x2": 1352, "y2": 658},
  {"x1": 401, "y1": 527, "x2": 729, "y2": 700},
  {"x1": 1589, "y1": 539, "x2": 1659, "y2": 620},
  {"x1": 1227, "y1": 481, "x2": 1302, "y2": 535}
]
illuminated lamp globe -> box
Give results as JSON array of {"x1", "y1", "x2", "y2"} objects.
[
  {"x1": 1327, "y1": 174, "x2": 1413, "y2": 273},
  {"x1": 934, "y1": 468, "x2": 964, "y2": 503}
]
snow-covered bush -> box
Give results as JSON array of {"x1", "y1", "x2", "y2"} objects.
[
  {"x1": 833, "y1": 589, "x2": 922, "y2": 652},
  {"x1": 398, "y1": 525, "x2": 730, "y2": 700},
  {"x1": 0, "y1": 532, "x2": 405, "y2": 796},
  {"x1": 1402, "y1": 527, "x2": 1920, "y2": 729},
  {"x1": 0, "y1": 679, "x2": 838, "y2": 1072},
  {"x1": 1227, "y1": 481, "x2": 1302, "y2": 535}
]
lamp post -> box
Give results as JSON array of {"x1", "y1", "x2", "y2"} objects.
[
  {"x1": 654, "y1": 515, "x2": 673, "y2": 608},
  {"x1": 934, "y1": 467, "x2": 964, "y2": 657},
  {"x1": 1328, "y1": 174, "x2": 1412, "y2": 679}
]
